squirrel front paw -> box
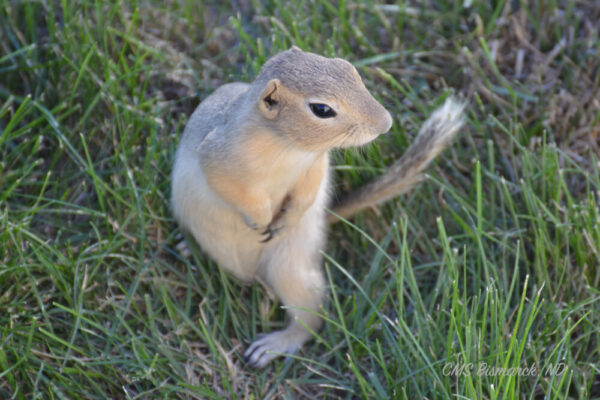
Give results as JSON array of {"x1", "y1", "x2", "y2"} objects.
[
  {"x1": 242, "y1": 214, "x2": 280, "y2": 242},
  {"x1": 261, "y1": 209, "x2": 305, "y2": 243},
  {"x1": 243, "y1": 214, "x2": 264, "y2": 231},
  {"x1": 242, "y1": 196, "x2": 303, "y2": 243},
  {"x1": 259, "y1": 225, "x2": 282, "y2": 242}
]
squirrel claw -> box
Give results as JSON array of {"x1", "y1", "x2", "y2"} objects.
[
  {"x1": 260, "y1": 232, "x2": 273, "y2": 243},
  {"x1": 260, "y1": 226, "x2": 283, "y2": 243}
]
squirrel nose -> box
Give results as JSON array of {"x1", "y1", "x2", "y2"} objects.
[{"x1": 379, "y1": 109, "x2": 393, "y2": 134}]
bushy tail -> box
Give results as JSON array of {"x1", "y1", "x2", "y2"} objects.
[{"x1": 328, "y1": 97, "x2": 466, "y2": 224}]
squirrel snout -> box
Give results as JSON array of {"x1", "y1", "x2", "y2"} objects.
[{"x1": 374, "y1": 108, "x2": 393, "y2": 135}]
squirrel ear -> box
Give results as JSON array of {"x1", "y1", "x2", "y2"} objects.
[
  {"x1": 290, "y1": 45, "x2": 302, "y2": 52},
  {"x1": 259, "y1": 79, "x2": 282, "y2": 120}
]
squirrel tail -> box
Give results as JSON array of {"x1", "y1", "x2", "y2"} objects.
[{"x1": 328, "y1": 96, "x2": 466, "y2": 224}]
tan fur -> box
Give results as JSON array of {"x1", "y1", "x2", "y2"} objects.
[{"x1": 171, "y1": 47, "x2": 465, "y2": 367}]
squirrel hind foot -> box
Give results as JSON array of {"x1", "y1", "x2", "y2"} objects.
[{"x1": 244, "y1": 327, "x2": 309, "y2": 368}]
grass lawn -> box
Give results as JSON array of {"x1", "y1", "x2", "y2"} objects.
[{"x1": 1, "y1": 0, "x2": 599, "y2": 398}]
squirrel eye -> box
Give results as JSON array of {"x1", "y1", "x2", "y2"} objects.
[{"x1": 309, "y1": 103, "x2": 336, "y2": 118}]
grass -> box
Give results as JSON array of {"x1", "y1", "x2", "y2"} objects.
[{"x1": 1, "y1": 0, "x2": 599, "y2": 398}]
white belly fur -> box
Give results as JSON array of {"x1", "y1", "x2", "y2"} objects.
[{"x1": 171, "y1": 145, "x2": 328, "y2": 282}]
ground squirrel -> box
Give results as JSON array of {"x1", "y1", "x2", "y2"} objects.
[{"x1": 171, "y1": 46, "x2": 465, "y2": 368}]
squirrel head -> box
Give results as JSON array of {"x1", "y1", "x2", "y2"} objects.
[{"x1": 251, "y1": 47, "x2": 393, "y2": 152}]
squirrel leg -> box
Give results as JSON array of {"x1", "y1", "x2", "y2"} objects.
[
  {"x1": 244, "y1": 210, "x2": 327, "y2": 368},
  {"x1": 264, "y1": 154, "x2": 328, "y2": 240}
]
